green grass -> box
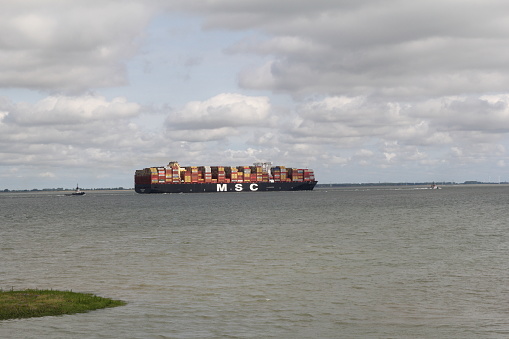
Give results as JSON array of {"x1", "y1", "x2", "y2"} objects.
[{"x1": 0, "y1": 289, "x2": 126, "y2": 320}]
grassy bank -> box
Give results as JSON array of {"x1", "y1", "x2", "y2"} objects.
[{"x1": 0, "y1": 289, "x2": 126, "y2": 320}]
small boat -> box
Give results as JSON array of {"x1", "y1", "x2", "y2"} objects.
[
  {"x1": 66, "y1": 184, "x2": 85, "y2": 196},
  {"x1": 429, "y1": 182, "x2": 441, "y2": 189}
]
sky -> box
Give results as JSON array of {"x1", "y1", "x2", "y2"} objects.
[{"x1": 1, "y1": 0, "x2": 509, "y2": 189}]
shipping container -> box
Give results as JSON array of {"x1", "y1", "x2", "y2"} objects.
[{"x1": 135, "y1": 160, "x2": 317, "y2": 193}]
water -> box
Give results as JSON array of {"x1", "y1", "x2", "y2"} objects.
[{"x1": 1, "y1": 186, "x2": 508, "y2": 338}]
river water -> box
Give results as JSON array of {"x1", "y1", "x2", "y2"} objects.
[{"x1": 1, "y1": 186, "x2": 508, "y2": 338}]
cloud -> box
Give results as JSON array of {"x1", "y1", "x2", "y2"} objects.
[
  {"x1": 6, "y1": 95, "x2": 140, "y2": 126},
  {"x1": 292, "y1": 93, "x2": 509, "y2": 139},
  {"x1": 270, "y1": 92, "x2": 509, "y2": 172},
  {"x1": 425, "y1": 95, "x2": 509, "y2": 132},
  {"x1": 0, "y1": 1, "x2": 154, "y2": 92},
  {"x1": 179, "y1": 1, "x2": 509, "y2": 98},
  {"x1": 0, "y1": 95, "x2": 146, "y2": 168},
  {"x1": 165, "y1": 93, "x2": 271, "y2": 141}
]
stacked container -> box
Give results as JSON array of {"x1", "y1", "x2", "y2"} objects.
[
  {"x1": 190, "y1": 166, "x2": 199, "y2": 183},
  {"x1": 135, "y1": 161, "x2": 316, "y2": 186},
  {"x1": 240, "y1": 166, "x2": 251, "y2": 183},
  {"x1": 252, "y1": 166, "x2": 263, "y2": 182},
  {"x1": 216, "y1": 166, "x2": 225, "y2": 183},
  {"x1": 166, "y1": 161, "x2": 181, "y2": 183},
  {"x1": 135, "y1": 169, "x2": 153, "y2": 185},
  {"x1": 202, "y1": 166, "x2": 212, "y2": 183},
  {"x1": 304, "y1": 169, "x2": 315, "y2": 182},
  {"x1": 226, "y1": 166, "x2": 239, "y2": 182},
  {"x1": 273, "y1": 167, "x2": 280, "y2": 182},
  {"x1": 149, "y1": 168, "x2": 158, "y2": 184},
  {"x1": 281, "y1": 167, "x2": 288, "y2": 181}
]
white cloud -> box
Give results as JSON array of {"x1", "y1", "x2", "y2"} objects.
[
  {"x1": 0, "y1": 1, "x2": 154, "y2": 92},
  {"x1": 180, "y1": 1, "x2": 509, "y2": 98},
  {"x1": 165, "y1": 93, "x2": 271, "y2": 141},
  {"x1": 39, "y1": 172, "x2": 56, "y2": 178},
  {"x1": 7, "y1": 95, "x2": 140, "y2": 126},
  {"x1": 356, "y1": 149, "x2": 374, "y2": 158},
  {"x1": 0, "y1": 95, "x2": 147, "y2": 169},
  {"x1": 384, "y1": 152, "x2": 396, "y2": 163}
]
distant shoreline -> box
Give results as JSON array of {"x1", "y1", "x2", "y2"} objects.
[
  {"x1": 2, "y1": 182, "x2": 508, "y2": 193},
  {"x1": 1, "y1": 188, "x2": 133, "y2": 193},
  {"x1": 316, "y1": 182, "x2": 509, "y2": 189}
]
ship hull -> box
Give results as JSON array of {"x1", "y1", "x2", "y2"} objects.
[{"x1": 135, "y1": 181, "x2": 317, "y2": 194}]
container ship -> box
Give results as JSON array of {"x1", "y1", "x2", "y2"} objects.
[{"x1": 134, "y1": 161, "x2": 317, "y2": 193}]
